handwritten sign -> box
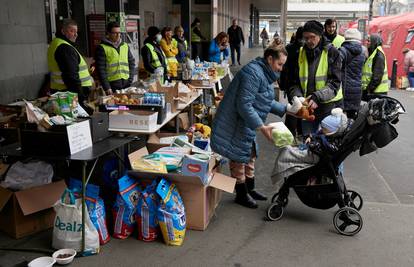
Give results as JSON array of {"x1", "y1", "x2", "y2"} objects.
[{"x1": 66, "y1": 120, "x2": 93, "y2": 154}]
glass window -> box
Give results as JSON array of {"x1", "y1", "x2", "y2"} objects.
[{"x1": 405, "y1": 30, "x2": 414, "y2": 43}]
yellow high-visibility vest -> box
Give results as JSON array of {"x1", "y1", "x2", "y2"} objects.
[
  {"x1": 362, "y1": 46, "x2": 389, "y2": 93},
  {"x1": 191, "y1": 26, "x2": 201, "y2": 43},
  {"x1": 100, "y1": 42, "x2": 130, "y2": 82},
  {"x1": 47, "y1": 37, "x2": 93, "y2": 90},
  {"x1": 332, "y1": 35, "x2": 345, "y2": 48},
  {"x1": 145, "y1": 43, "x2": 168, "y2": 83},
  {"x1": 298, "y1": 46, "x2": 343, "y2": 103}
]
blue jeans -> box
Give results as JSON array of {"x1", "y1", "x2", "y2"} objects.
[{"x1": 408, "y1": 72, "x2": 414, "y2": 87}]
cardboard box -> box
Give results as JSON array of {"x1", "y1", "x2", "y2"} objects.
[
  {"x1": 190, "y1": 79, "x2": 214, "y2": 87},
  {"x1": 0, "y1": 180, "x2": 66, "y2": 239},
  {"x1": 149, "y1": 81, "x2": 179, "y2": 113},
  {"x1": 109, "y1": 110, "x2": 158, "y2": 130},
  {"x1": 146, "y1": 132, "x2": 181, "y2": 154},
  {"x1": 128, "y1": 148, "x2": 236, "y2": 231},
  {"x1": 182, "y1": 154, "x2": 215, "y2": 185}
]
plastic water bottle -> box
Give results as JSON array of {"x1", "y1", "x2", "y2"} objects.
[{"x1": 195, "y1": 56, "x2": 200, "y2": 63}]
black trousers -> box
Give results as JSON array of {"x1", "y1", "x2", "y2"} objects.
[{"x1": 230, "y1": 43, "x2": 241, "y2": 64}]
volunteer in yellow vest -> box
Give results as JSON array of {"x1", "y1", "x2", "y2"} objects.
[
  {"x1": 172, "y1": 26, "x2": 190, "y2": 63},
  {"x1": 95, "y1": 22, "x2": 136, "y2": 95},
  {"x1": 47, "y1": 19, "x2": 93, "y2": 109},
  {"x1": 324, "y1": 18, "x2": 345, "y2": 48},
  {"x1": 160, "y1": 27, "x2": 179, "y2": 78},
  {"x1": 290, "y1": 20, "x2": 343, "y2": 136},
  {"x1": 362, "y1": 33, "x2": 389, "y2": 101},
  {"x1": 141, "y1": 26, "x2": 168, "y2": 83},
  {"x1": 191, "y1": 18, "x2": 206, "y2": 60}
]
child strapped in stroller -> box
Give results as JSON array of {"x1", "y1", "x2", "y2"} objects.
[{"x1": 267, "y1": 96, "x2": 406, "y2": 236}]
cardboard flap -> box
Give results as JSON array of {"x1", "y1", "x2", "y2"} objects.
[
  {"x1": 15, "y1": 180, "x2": 66, "y2": 216},
  {"x1": 209, "y1": 172, "x2": 236, "y2": 193},
  {"x1": 0, "y1": 186, "x2": 13, "y2": 211},
  {"x1": 128, "y1": 171, "x2": 203, "y2": 186},
  {"x1": 128, "y1": 147, "x2": 149, "y2": 164}
]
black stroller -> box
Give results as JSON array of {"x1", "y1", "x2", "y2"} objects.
[{"x1": 266, "y1": 96, "x2": 406, "y2": 236}]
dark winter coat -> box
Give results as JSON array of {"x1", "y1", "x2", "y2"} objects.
[
  {"x1": 366, "y1": 35, "x2": 386, "y2": 93},
  {"x1": 53, "y1": 33, "x2": 90, "y2": 94},
  {"x1": 141, "y1": 37, "x2": 168, "y2": 80},
  {"x1": 289, "y1": 38, "x2": 343, "y2": 121},
  {"x1": 211, "y1": 57, "x2": 287, "y2": 163},
  {"x1": 280, "y1": 41, "x2": 302, "y2": 101},
  {"x1": 227, "y1": 25, "x2": 245, "y2": 45},
  {"x1": 339, "y1": 41, "x2": 365, "y2": 111},
  {"x1": 94, "y1": 38, "x2": 135, "y2": 91}
]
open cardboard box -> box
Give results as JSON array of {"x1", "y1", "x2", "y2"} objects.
[
  {"x1": 146, "y1": 132, "x2": 181, "y2": 154},
  {"x1": 149, "y1": 81, "x2": 179, "y2": 113},
  {"x1": 128, "y1": 147, "x2": 236, "y2": 231},
  {"x1": 0, "y1": 180, "x2": 66, "y2": 238}
]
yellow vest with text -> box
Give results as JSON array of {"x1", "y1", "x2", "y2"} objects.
[
  {"x1": 145, "y1": 43, "x2": 168, "y2": 83},
  {"x1": 361, "y1": 46, "x2": 389, "y2": 93},
  {"x1": 332, "y1": 35, "x2": 345, "y2": 48},
  {"x1": 47, "y1": 37, "x2": 93, "y2": 90},
  {"x1": 191, "y1": 26, "x2": 201, "y2": 43},
  {"x1": 100, "y1": 42, "x2": 130, "y2": 82},
  {"x1": 298, "y1": 47, "x2": 343, "y2": 103}
]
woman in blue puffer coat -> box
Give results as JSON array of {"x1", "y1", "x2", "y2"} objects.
[{"x1": 211, "y1": 38, "x2": 303, "y2": 208}]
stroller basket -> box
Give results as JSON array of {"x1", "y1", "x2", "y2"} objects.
[{"x1": 294, "y1": 183, "x2": 340, "y2": 210}]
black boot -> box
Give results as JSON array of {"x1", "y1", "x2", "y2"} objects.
[
  {"x1": 246, "y1": 178, "x2": 268, "y2": 201},
  {"x1": 235, "y1": 183, "x2": 258, "y2": 209}
]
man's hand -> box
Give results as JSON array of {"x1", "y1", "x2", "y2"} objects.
[
  {"x1": 306, "y1": 96, "x2": 318, "y2": 110},
  {"x1": 258, "y1": 125, "x2": 273, "y2": 143}
]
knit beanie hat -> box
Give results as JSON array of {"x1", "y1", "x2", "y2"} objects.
[
  {"x1": 321, "y1": 108, "x2": 348, "y2": 135},
  {"x1": 344, "y1": 28, "x2": 362, "y2": 43},
  {"x1": 147, "y1": 26, "x2": 160, "y2": 38},
  {"x1": 303, "y1": 20, "x2": 324, "y2": 36}
]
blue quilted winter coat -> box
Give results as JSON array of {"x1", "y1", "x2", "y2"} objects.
[{"x1": 211, "y1": 57, "x2": 287, "y2": 163}]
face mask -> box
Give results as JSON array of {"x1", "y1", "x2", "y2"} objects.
[{"x1": 156, "y1": 34, "x2": 162, "y2": 43}]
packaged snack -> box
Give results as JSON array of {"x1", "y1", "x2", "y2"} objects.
[
  {"x1": 156, "y1": 178, "x2": 186, "y2": 246},
  {"x1": 68, "y1": 179, "x2": 110, "y2": 245},
  {"x1": 52, "y1": 91, "x2": 79, "y2": 118},
  {"x1": 113, "y1": 175, "x2": 141, "y2": 239},
  {"x1": 136, "y1": 180, "x2": 159, "y2": 241},
  {"x1": 131, "y1": 154, "x2": 168, "y2": 173}
]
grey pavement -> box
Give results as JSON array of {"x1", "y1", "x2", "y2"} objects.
[{"x1": 1, "y1": 47, "x2": 414, "y2": 267}]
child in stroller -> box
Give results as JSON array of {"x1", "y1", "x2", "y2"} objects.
[{"x1": 267, "y1": 96, "x2": 405, "y2": 236}]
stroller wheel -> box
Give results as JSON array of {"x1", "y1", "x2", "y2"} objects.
[
  {"x1": 333, "y1": 207, "x2": 363, "y2": 236},
  {"x1": 271, "y1": 193, "x2": 288, "y2": 206},
  {"x1": 347, "y1": 190, "x2": 363, "y2": 211},
  {"x1": 266, "y1": 202, "x2": 284, "y2": 221}
]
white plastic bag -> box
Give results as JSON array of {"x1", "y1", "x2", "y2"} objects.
[
  {"x1": 269, "y1": 122, "x2": 294, "y2": 147},
  {"x1": 52, "y1": 189, "x2": 100, "y2": 255}
]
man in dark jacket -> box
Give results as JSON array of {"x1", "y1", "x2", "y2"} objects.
[
  {"x1": 289, "y1": 20, "x2": 343, "y2": 137},
  {"x1": 227, "y1": 19, "x2": 245, "y2": 65},
  {"x1": 280, "y1": 26, "x2": 304, "y2": 136},
  {"x1": 141, "y1": 26, "x2": 168, "y2": 83},
  {"x1": 362, "y1": 34, "x2": 389, "y2": 101},
  {"x1": 339, "y1": 28, "x2": 365, "y2": 119},
  {"x1": 47, "y1": 19, "x2": 93, "y2": 109},
  {"x1": 95, "y1": 22, "x2": 135, "y2": 95}
]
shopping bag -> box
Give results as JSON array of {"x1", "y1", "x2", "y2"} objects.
[{"x1": 52, "y1": 189, "x2": 100, "y2": 255}]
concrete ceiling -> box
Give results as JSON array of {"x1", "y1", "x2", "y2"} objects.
[{"x1": 254, "y1": 0, "x2": 282, "y2": 13}]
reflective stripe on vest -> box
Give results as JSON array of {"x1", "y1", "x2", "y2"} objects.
[
  {"x1": 47, "y1": 37, "x2": 93, "y2": 90},
  {"x1": 361, "y1": 46, "x2": 389, "y2": 93},
  {"x1": 145, "y1": 43, "x2": 168, "y2": 83},
  {"x1": 298, "y1": 46, "x2": 343, "y2": 103},
  {"x1": 332, "y1": 35, "x2": 345, "y2": 48},
  {"x1": 191, "y1": 26, "x2": 201, "y2": 42},
  {"x1": 100, "y1": 43, "x2": 130, "y2": 82}
]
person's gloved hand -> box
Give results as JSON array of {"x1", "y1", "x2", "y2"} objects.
[
  {"x1": 306, "y1": 95, "x2": 318, "y2": 110},
  {"x1": 286, "y1": 96, "x2": 303, "y2": 114}
]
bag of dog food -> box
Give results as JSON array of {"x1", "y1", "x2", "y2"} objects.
[
  {"x1": 113, "y1": 175, "x2": 141, "y2": 239},
  {"x1": 68, "y1": 178, "x2": 110, "y2": 245},
  {"x1": 136, "y1": 180, "x2": 159, "y2": 241},
  {"x1": 156, "y1": 178, "x2": 186, "y2": 246}
]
